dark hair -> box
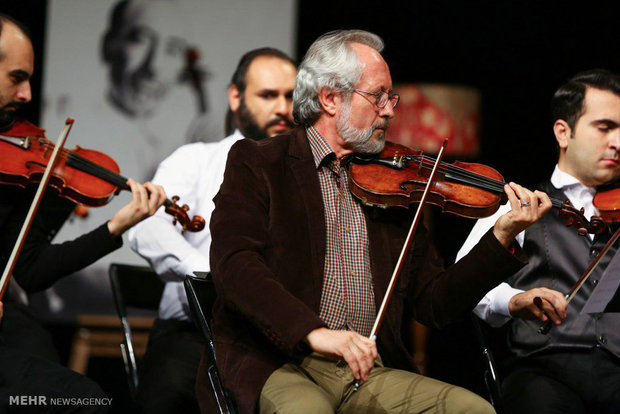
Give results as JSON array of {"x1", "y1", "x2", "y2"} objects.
[
  {"x1": 224, "y1": 47, "x2": 296, "y2": 135},
  {"x1": 551, "y1": 69, "x2": 620, "y2": 130},
  {"x1": 0, "y1": 13, "x2": 33, "y2": 60},
  {"x1": 101, "y1": 0, "x2": 130, "y2": 64}
]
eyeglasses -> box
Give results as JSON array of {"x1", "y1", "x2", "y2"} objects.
[{"x1": 353, "y1": 89, "x2": 400, "y2": 109}]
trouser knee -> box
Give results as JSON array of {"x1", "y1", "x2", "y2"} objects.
[
  {"x1": 260, "y1": 391, "x2": 333, "y2": 414},
  {"x1": 444, "y1": 387, "x2": 495, "y2": 414}
]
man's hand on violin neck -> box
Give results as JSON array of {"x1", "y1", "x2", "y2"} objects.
[
  {"x1": 492, "y1": 182, "x2": 552, "y2": 248},
  {"x1": 305, "y1": 327, "x2": 378, "y2": 382},
  {"x1": 508, "y1": 287, "x2": 567, "y2": 324},
  {"x1": 107, "y1": 179, "x2": 167, "y2": 236}
]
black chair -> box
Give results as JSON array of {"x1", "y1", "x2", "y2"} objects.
[
  {"x1": 184, "y1": 272, "x2": 237, "y2": 414},
  {"x1": 471, "y1": 314, "x2": 507, "y2": 413},
  {"x1": 109, "y1": 263, "x2": 165, "y2": 399}
]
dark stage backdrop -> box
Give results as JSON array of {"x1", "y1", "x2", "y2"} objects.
[{"x1": 4, "y1": 0, "x2": 620, "y2": 401}]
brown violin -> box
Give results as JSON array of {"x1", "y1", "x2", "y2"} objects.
[
  {"x1": 349, "y1": 141, "x2": 605, "y2": 235},
  {"x1": 593, "y1": 178, "x2": 620, "y2": 224},
  {"x1": 0, "y1": 119, "x2": 205, "y2": 232}
]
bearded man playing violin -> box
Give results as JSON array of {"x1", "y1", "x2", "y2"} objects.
[
  {"x1": 457, "y1": 69, "x2": 620, "y2": 414},
  {"x1": 0, "y1": 13, "x2": 166, "y2": 412},
  {"x1": 200, "y1": 29, "x2": 552, "y2": 414}
]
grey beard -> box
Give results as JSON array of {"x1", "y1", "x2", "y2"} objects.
[{"x1": 336, "y1": 101, "x2": 385, "y2": 154}]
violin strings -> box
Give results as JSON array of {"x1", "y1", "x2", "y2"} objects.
[
  {"x1": 36, "y1": 139, "x2": 75, "y2": 159},
  {"x1": 65, "y1": 152, "x2": 173, "y2": 208},
  {"x1": 405, "y1": 155, "x2": 503, "y2": 188},
  {"x1": 404, "y1": 154, "x2": 569, "y2": 210},
  {"x1": 29, "y1": 138, "x2": 177, "y2": 208},
  {"x1": 65, "y1": 152, "x2": 129, "y2": 189},
  {"x1": 29, "y1": 138, "x2": 128, "y2": 188},
  {"x1": 406, "y1": 155, "x2": 506, "y2": 192},
  {"x1": 418, "y1": 155, "x2": 568, "y2": 208}
]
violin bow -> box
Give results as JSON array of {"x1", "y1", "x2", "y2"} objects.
[
  {"x1": 354, "y1": 138, "x2": 449, "y2": 391},
  {"x1": 0, "y1": 119, "x2": 75, "y2": 300},
  {"x1": 538, "y1": 224, "x2": 620, "y2": 334}
]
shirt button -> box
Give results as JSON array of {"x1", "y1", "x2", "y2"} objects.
[
  {"x1": 345, "y1": 226, "x2": 351, "y2": 233},
  {"x1": 598, "y1": 335, "x2": 607, "y2": 344},
  {"x1": 590, "y1": 248, "x2": 598, "y2": 256},
  {"x1": 591, "y1": 279, "x2": 598, "y2": 286}
]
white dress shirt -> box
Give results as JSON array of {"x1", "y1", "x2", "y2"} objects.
[
  {"x1": 456, "y1": 165, "x2": 598, "y2": 327},
  {"x1": 128, "y1": 131, "x2": 244, "y2": 320}
]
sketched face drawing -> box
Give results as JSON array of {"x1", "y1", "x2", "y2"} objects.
[{"x1": 102, "y1": 0, "x2": 189, "y2": 118}]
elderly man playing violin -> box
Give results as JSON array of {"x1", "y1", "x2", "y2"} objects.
[
  {"x1": 0, "y1": 13, "x2": 166, "y2": 412},
  {"x1": 457, "y1": 69, "x2": 620, "y2": 414},
  {"x1": 201, "y1": 29, "x2": 552, "y2": 414}
]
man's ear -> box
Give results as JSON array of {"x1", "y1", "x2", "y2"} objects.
[
  {"x1": 228, "y1": 85, "x2": 241, "y2": 112},
  {"x1": 554, "y1": 119, "x2": 572, "y2": 149},
  {"x1": 318, "y1": 87, "x2": 340, "y2": 117}
]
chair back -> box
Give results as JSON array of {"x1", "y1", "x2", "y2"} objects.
[
  {"x1": 109, "y1": 263, "x2": 164, "y2": 399},
  {"x1": 184, "y1": 273, "x2": 236, "y2": 414},
  {"x1": 471, "y1": 314, "x2": 507, "y2": 412}
]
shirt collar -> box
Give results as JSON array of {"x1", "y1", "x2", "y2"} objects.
[
  {"x1": 232, "y1": 129, "x2": 245, "y2": 140},
  {"x1": 550, "y1": 165, "x2": 595, "y2": 193},
  {"x1": 306, "y1": 126, "x2": 336, "y2": 169}
]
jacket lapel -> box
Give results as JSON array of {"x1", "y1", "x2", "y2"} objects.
[{"x1": 288, "y1": 128, "x2": 326, "y2": 310}]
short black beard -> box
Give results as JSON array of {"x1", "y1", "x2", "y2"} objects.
[
  {"x1": 0, "y1": 109, "x2": 16, "y2": 132},
  {"x1": 236, "y1": 97, "x2": 269, "y2": 141}
]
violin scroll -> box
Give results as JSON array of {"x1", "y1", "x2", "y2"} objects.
[
  {"x1": 166, "y1": 196, "x2": 205, "y2": 233},
  {"x1": 557, "y1": 201, "x2": 606, "y2": 236}
]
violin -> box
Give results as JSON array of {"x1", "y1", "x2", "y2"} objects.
[
  {"x1": 349, "y1": 141, "x2": 606, "y2": 235},
  {"x1": 0, "y1": 119, "x2": 205, "y2": 232},
  {"x1": 593, "y1": 178, "x2": 620, "y2": 224}
]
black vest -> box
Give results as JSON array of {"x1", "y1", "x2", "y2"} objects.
[{"x1": 508, "y1": 181, "x2": 620, "y2": 358}]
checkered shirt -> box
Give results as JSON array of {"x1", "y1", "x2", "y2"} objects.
[{"x1": 306, "y1": 126, "x2": 376, "y2": 338}]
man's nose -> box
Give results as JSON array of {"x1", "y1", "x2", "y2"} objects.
[
  {"x1": 17, "y1": 81, "x2": 32, "y2": 103},
  {"x1": 275, "y1": 96, "x2": 291, "y2": 118},
  {"x1": 610, "y1": 130, "x2": 620, "y2": 151},
  {"x1": 379, "y1": 101, "x2": 395, "y2": 119}
]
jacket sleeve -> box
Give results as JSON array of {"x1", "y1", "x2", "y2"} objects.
[
  {"x1": 407, "y1": 224, "x2": 527, "y2": 328},
  {"x1": 1, "y1": 191, "x2": 122, "y2": 292}
]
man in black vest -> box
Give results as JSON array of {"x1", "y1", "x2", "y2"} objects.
[{"x1": 457, "y1": 69, "x2": 620, "y2": 414}]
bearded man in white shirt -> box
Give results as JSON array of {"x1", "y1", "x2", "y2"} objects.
[
  {"x1": 127, "y1": 47, "x2": 297, "y2": 414},
  {"x1": 457, "y1": 69, "x2": 620, "y2": 414}
]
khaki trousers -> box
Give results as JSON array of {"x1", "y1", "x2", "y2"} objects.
[{"x1": 260, "y1": 353, "x2": 495, "y2": 414}]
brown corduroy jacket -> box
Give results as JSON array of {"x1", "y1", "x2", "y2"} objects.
[{"x1": 197, "y1": 127, "x2": 526, "y2": 414}]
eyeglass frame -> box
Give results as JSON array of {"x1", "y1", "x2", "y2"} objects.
[{"x1": 353, "y1": 88, "x2": 400, "y2": 109}]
